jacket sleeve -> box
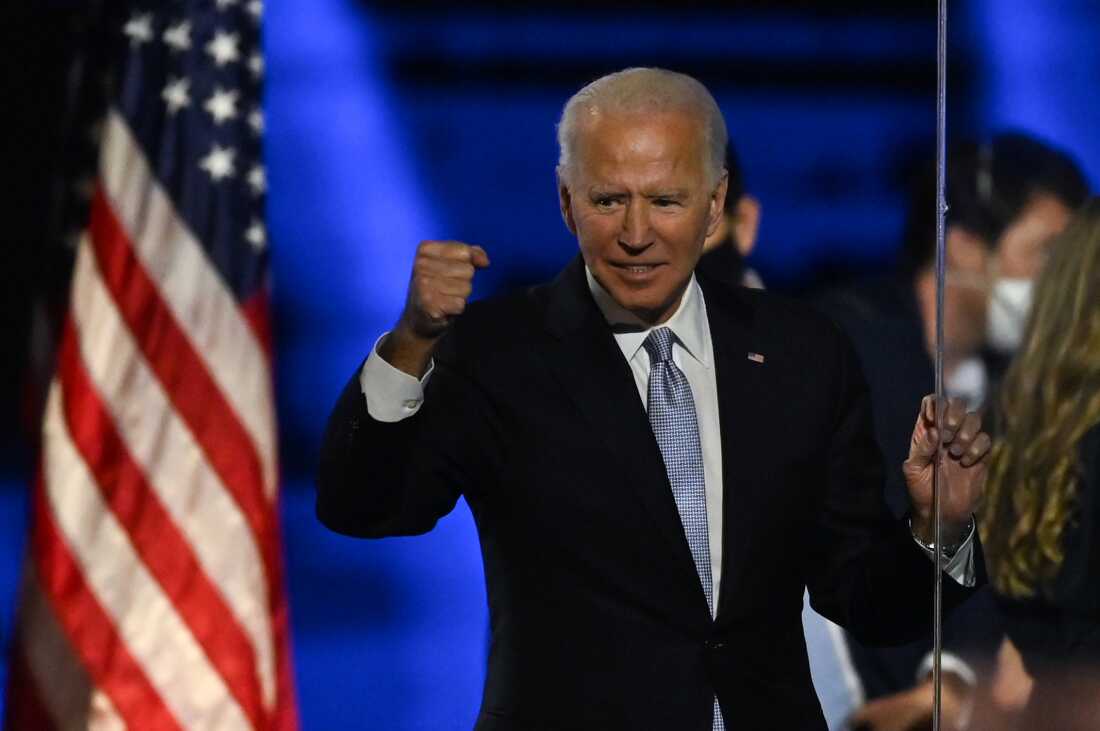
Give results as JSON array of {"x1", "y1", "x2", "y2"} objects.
[
  {"x1": 806, "y1": 324, "x2": 986, "y2": 647},
  {"x1": 315, "y1": 337, "x2": 501, "y2": 538}
]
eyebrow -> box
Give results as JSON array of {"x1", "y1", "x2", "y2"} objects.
[{"x1": 586, "y1": 188, "x2": 690, "y2": 198}]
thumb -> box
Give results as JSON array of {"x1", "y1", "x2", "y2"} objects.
[
  {"x1": 470, "y1": 245, "x2": 491, "y2": 269},
  {"x1": 908, "y1": 423, "x2": 939, "y2": 466}
]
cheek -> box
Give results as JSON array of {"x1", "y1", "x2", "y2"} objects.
[{"x1": 573, "y1": 211, "x2": 618, "y2": 250}]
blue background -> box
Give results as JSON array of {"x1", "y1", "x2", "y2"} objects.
[{"x1": 2, "y1": 2, "x2": 1099, "y2": 728}]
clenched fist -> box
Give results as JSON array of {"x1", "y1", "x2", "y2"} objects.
[{"x1": 380, "y1": 240, "x2": 490, "y2": 377}]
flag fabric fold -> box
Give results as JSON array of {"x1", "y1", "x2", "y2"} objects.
[{"x1": 6, "y1": 2, "x2": 296, "y2": 728}]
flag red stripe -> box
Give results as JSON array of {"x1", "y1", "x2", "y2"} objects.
[
  {"x1": 31, "y1": 473, "x2": 183, "y2": 731},
  {"x1": 86, "y1": 190, "x2": 282, "y2": 610},
  {"x1": 56, "y1": 319, "x2": 268, "y2": 728},
  {"x1": 242, "y1": 286, "x2": 275, "y2": 362},
  {"x1": 242, "y1": 286, "x2": 299, "y2": 728}
]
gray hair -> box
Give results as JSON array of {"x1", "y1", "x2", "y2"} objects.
[{"x1": 556, "y1": 67, "x2": 728, "y2": 185}]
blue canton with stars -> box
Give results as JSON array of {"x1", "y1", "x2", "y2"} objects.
[{"x1": 117, "y1": 0, "x2": 267, "y2": 303}]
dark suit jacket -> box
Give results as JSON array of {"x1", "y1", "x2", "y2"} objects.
[
  {"x1": 317, "y1": 256, "x2": 981, "y2": 730},
  {"x1": 815, "y1": 276, "x2": 1001, "y2": 699}
]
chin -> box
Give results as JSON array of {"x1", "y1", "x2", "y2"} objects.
[{"x1": 609, "y1": 284, "x2": 680, "y2": 322}]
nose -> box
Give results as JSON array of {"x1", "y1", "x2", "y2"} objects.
[{"x1": 619, "y1": 200, "x2": 654, "y2": 251}]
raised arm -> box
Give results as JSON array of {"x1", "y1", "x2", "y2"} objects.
[{"x1": 316, "y1": 240, "x2": 492, "y2": 538}]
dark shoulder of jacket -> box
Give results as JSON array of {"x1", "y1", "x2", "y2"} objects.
[
  {"x1": 430, "y1": 284, "x2": 547, "y2": 380},
  {"x1": 703, "y1": 277, "x2": 855, "y2": 362}
]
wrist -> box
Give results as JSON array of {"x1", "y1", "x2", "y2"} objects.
[
  {"x1": 379, "y1": 326, "x2": 438, "y2": 378},
  {"x1": 910, "y1": 514, "x2": 973, "y2": 554}
]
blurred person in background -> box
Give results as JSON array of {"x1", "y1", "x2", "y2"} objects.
[
  {"x1": 978, "y1": 199, "x2": 1100, "y2": 731},
  {"x1": 697, "y1": 145, "x2": 763, "y2": 289},
  {"x1": 814, "y1": 132, "x2": 1088, "y2": 731}
]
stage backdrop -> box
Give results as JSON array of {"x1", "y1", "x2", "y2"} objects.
[{"x1": 2, "y1": 1, "x2": 1098, "y2": 728}]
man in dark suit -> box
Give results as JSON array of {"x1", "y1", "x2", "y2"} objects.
[{"x1": 317, "y1": 68, "x2": 990, "y2": 730}]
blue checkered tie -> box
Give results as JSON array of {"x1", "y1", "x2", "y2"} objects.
[{"x1": 643, "y1": 327, "x2": 724, "y2": 731}]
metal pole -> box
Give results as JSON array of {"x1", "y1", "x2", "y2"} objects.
[{"x1": 932, "y1": 0, "x2": 948, "y2": 728}]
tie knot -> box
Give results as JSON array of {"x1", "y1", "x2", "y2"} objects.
[{"x1": 643, "y1": 327, "x2": 675, "y2": 364}]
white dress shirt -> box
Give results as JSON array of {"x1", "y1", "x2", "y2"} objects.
[
  {"x1": 358, "y1": 271, "x2": 976, "y2": 620},
  {"x1": 584, "y1": 269, "x2": 726, "y2": 615}
]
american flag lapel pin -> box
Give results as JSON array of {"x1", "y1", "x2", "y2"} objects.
[{"x1": 747, "y1": 352, "x2": 765, "y2": 364}]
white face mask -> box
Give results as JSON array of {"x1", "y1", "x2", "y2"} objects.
[{"x1": 986, "y1": 277, "x2": 1034, "y2": 353}]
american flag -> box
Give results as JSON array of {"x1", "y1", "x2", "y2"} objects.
[{"x1": 6, "y1": 1, "x2": 297, "y2": 728}]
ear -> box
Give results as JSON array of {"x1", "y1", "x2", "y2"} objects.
[
  {"x1": 558, "y1": 169, "x2": 578, "y2": 236},
  {"x1": 732, "y1": 195, "x2": 761, "y2": 257},
  {"x1": 704, "y1": 171, "x2": 729, "y2": 239}
]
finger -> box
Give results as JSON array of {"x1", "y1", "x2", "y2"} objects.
[
  {"x1": 943, "y1": 398, "x2": 967, "y2": 441},
  {"x1": 436, "y1": 295, "x2": 467, "y2": 317},
  {"x1": 921, "y1": 395, "x2": 935, "y2": 424},
  {"x1": 470, "y1": 245, "x2": 491, "y2": 268},
  {"x1": 419, "y1": 292, "x2": 467, "y2": 321},
  {"x1": 910, "y1": 424, "x2": 940, "y2": 462},
  {"x1": 948, "y1": 413, "x2": 982, "y2": 457},
  {"x1": 416, "y1": 257, "x2": 477, "y2": 280},
  {"x1": 418, "y1": 240, "x2": 478, "y2": 262},
  {"x1": 432, "y1": 278, "x2": 473, "y2": 298},
  {"x1": 960, "y1": 432, "x2": 992, "y2": 467}
]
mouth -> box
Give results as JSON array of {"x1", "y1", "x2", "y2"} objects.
[{"x1": 610, "y1": 262, "x2": 664, "y2": 274}]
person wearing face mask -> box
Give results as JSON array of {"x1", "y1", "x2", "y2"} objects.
[
  {"x1": 955, "y1": 133, "x2": 1089, "y2": 394},
  {"x1": 811, "y1": 133, "x2": 1088, "y2": 731},
  {"x1": 696, "y1": 146, "x2": 764, "y2": 290}
]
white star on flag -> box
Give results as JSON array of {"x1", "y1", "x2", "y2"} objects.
[
  {"x1": 199, "y1": 145, "x2": 237, "y2": 181},
  {"x1": 206, "y1": 30, "x2": 241, "y2": 67},
  {"x1": 123, "y1": 13, "x2": 154, "y2": 47},
  {"x1": 215, "y1": 0, "x2": 240, "y2": 9},
  {"x1": 248, "y1": 108, "x2": 265, "y2": 135},
  {"x1": 245, "y1": 219, "x2": 267, "y2": 251},
  {"x1": 248, "y1": 53, "x2": 264, "y2": 79},
  {"x1": 204, "y1": 88, "x2": 240, "y2": 125},
  {"x1": 162, "y1": 78, "x2": 192, "y2": 115},
  {"x1": 163, "y1": 20, "x2": 192, "y2": 52},
  {"x1": 247, "y1": 1, "x2": 264, "y2": 20},
  {"x1": 247, "y1": 165, "x2": 267, "y2": 196}
]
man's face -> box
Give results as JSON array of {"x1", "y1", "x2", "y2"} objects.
[
  {"x1": 993, "y1": 193, "x2": 1072, "y2": 279},
  {"x1": 559, "y1": 110, "x2": 726, "y2": 324}
]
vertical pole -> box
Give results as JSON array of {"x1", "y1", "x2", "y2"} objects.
[{"x1": 932, "y1": 0, "x2": 948, "y2": 729}]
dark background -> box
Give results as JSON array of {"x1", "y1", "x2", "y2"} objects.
[{"x1": 2, "y1": 1, "x2": 1097, "y2": 728}]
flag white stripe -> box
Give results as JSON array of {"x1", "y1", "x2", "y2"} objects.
[
  {"x1": 99, "y1": 110, "x2": 278, "y2": 501},
  {"x1": 70, "y1": 238, "x2": 276, "y2": 707},
  {"x1": 88, "y1": 689, "x2": 127, "y2": 731},
  {"x1": 43, "y1": 380, "x2": 253, "y2": 730}
]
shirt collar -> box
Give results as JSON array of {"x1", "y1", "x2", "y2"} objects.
[{"x1": 584, "y1": 266, "x2": 712, "y2": 369}]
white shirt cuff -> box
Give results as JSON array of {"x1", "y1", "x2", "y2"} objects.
[
  {"x1": 359, "y1": 332, "x2": 434, "y2": 423},
  {"x1": 916, "y1": 650, "x2": 977, "y2": 687},
  {"x1": 916, "y1": 650, "x2": 977, "y2": 729},
  {"x1": 912, "y1": 520, "x2": 977, "y2": 588}
]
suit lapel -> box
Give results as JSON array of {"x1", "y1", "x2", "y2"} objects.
[
  {"x1": 698, "y1": 277, "x2": 772, "y2": 620},
  {"x1": 538, "y1": 258, "x2": 707, "y2": 609}
]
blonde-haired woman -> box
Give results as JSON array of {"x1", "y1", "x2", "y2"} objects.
[{"x1": 980, "y1": 198, "x2": 1100, "y2": 728}]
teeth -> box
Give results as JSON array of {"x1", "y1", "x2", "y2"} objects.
[{"x1": 626, "y1": 266, "x2": 654, "y2": 273}]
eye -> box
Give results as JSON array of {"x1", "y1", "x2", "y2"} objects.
[
  {"x1": 653, "y1": 198, "x2": 678, "y2": 207},
  {"x1": 593, "y1": 196, "x2": 619, "y2": 209}
]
